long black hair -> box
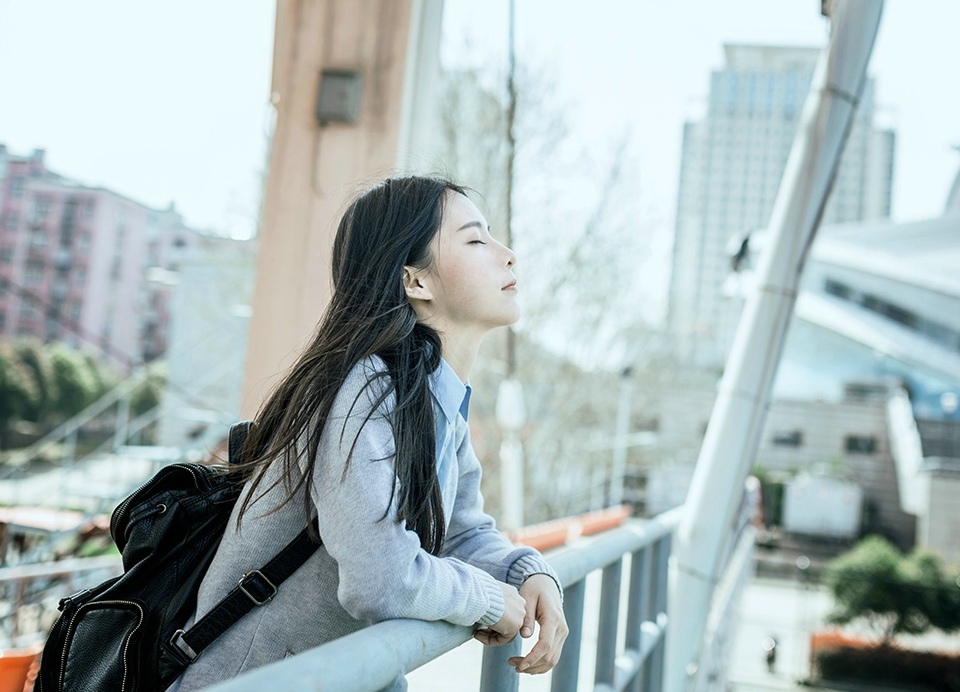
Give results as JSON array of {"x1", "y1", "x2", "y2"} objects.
[{"x1": 236, "y1": 176, "x2": 466, "y2": 555}]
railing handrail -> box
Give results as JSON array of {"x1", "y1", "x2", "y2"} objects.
[
  {"x1": 0, "y1": 554, "x2": 121, "y2": 583},
  {"x1": 203, "y1": 507, "x2": 683, "y2": 692},
  {"x1": 550, "y1": 507, "x2": 681, "y2": 588}
]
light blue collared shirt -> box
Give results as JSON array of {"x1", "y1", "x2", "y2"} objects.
[{"x1": 428, "y1": 358, "x2": 472, "y2": 498}]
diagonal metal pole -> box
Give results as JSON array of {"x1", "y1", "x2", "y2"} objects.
[{"x1": 664, "y1": 2, "x2": 885, "y2": 690}]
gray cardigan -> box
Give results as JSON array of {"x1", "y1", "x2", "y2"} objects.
[{"x1": 173, "y1": 358, "x2": 559, "y2": 690}]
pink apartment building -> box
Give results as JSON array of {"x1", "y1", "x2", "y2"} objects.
[{"x1": 0, "y1": 144, "x2": 201, "y2": 370}]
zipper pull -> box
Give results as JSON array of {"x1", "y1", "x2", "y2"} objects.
[{"x1": 59, "y1": 588, "x2": 93, "y2": 612}]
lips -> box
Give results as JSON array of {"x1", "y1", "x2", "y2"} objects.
[{"x1": 502, "y1": 280, "x2": 517, "y2": 290}]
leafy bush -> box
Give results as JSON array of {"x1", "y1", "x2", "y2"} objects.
[
  {"x1": 130, "y1": 365, "x2": 165, "y2": 417},
  {"x1": 0, "y1": 342, "x2": 40, "y2": 447},
  {"x1": 47, "y1": 343, "x2": 100, "y2": 419},
  {"x1": 12, "y1": 339, "x2": 56, "y2": 423},
  {"x1": 826, "y1": 535, "x2": 960, "y2": 642},
  {"x1": 0, "y1": 340, "x2": 130, "y2": 447}
]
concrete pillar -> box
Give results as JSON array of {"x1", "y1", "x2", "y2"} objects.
[{"x1": 242, "y1": 0, "x2": 444, "y2": 415}]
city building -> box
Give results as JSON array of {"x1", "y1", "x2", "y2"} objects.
[
  {"x1": 667, "y1": 44, "x2": 895, "y2": 370},
  {"x1": 648, "y1": 166, "x2": 960, "y2": 559},
  {"x1": 0, "y1": 143, "x2": 202, "y2": 369},
  {"x1": 156, "y1": 235, "x2": 255, "y2": 452}
]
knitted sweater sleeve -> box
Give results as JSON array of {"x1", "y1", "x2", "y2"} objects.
[
  {"x1": 440, "y1": 424, "x2": 563, "y2": 601},
  {"x1": 311, "y1": 360, "x2": 505, "y2": 628}
]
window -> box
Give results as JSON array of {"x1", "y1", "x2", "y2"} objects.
[
  {"x1": 25, "y1": 260, "x2": 44, "y2": 286},
  {"x1": 859, "y1": 294, "x2": 911, "y2": 327},
  {"x1": 29, "y1": 230, "x2": 48, "y2": 248},
  {"x1": 4, "y1": 212, "x2": 19, "y2": 231},
  {"x1": 10, "y1": 176, "x2": 25, "y2": 198},
  {"x1": 772, "y1": 430, "x2": 803, "y2": 447},
  {"x1": 19, "y1": 298, "x2": 39, "y2": 319},
  {"x1": 824, "y1": 279, "x2": 852, "y2": 300},
  {"x1": 83, "y1": 200, "x2": 96, "y2": 219},
  {"x1": 0, "y1": 246, "x2": 12, "y2": 264},
  {"x1": 31, "y1": 196, "x2": 52, "y2": 223},
  {"x1": 845, "y1": 435, "x2": 877, "y2": 454},
  {"x1": 45, "y1": 316, "x2": 59, "y2": 340}
]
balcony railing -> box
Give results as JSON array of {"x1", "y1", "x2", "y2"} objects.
[{"x1": 203, "y1": 507, "x2": 681, "y2": 692}]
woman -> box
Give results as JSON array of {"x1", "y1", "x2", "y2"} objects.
[{"x1": 173, "y1": 176, "x2": 567, "y2": 690}]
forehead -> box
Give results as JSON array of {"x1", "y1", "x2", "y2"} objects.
[{"x1": 440, "y1": 190, "x2": 487, "y2": 232}]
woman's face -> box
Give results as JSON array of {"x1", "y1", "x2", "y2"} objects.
[{"x1": 405, "y1": 190, "x2": 519, "y2": 336}]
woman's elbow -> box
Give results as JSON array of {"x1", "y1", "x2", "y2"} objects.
[{"x1": 338, "y1": 573, "x2": 418, "y2": 622}]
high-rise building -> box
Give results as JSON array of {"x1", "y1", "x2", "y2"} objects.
[
  {"x1": 0, "y1": 143, "x2": 202, "y2": 369},
  {"x1": 667, "y1": 44, "x2": 895, "y2": 369}
]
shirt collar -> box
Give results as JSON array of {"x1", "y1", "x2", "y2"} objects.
[{"x1": 430, "y1": 357, "x2": 472, "y2": 422}]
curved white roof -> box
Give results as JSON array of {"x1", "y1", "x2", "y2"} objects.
[{"x1": 812, "y1": 213, "x2": 960, "y2": 299}]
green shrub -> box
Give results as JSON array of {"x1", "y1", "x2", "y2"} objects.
[{"x1": 826, "y1": 535, "x2": 960, "y2": 642}]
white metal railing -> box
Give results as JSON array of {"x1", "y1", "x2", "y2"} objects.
[
  {"x1": 205, "y1": 508, "x2": 681, "y2": 692},
  {"x1": 0, "y1": 555, "x2": 122, "y2": 646}
]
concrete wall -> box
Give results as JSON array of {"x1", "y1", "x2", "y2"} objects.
[
  {"x1": 241, "y1": 0, "x2": 444, "y2": 415},
  {"x1": 757, "y1": 397, "x2": 916, "y2": 547},
  {"x1": 646, "y1": 384, "x2": 916, "y2": 547},
  {"x1": 157, "y1": 237, "x2": 255, "y2": 450},
  {"x1": 922, "y1": 474, "x2": 960, "y2": 562}
]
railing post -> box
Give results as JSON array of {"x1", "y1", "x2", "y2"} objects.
[
  {"x1": 480, "y1": 636, "x2": 521, "y2": 692},
  {"x1": 595, "y1": 560, "x2": 623, "y2": 687},
  {"x1": 648, "y1": 535, "x2": 671, "y2": 692},
  {"x1": 550, "y1": 578, "x2": 586, "y2": 692},
  {"x1": 626, "y1": 546, "x2": 651, "y2": 692}
]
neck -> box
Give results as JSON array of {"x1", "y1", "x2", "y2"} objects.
[{"x1": 439, "y1": 328, "x2": 484, "y2": 383}]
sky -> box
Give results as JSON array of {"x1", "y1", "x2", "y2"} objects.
[{"x1": 1, "y1": 1, "x2": 958, "y2": 243}]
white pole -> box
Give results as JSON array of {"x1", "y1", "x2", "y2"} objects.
[
  {"x1": 609, "y1": 366, "x2": 633, "y2": 507},
  {"x1": 497, "y1": 378, "x2": 526, "y2": 532},
  {"x1": 665, "y1": 3, "x2": 885, "y2": 690}
]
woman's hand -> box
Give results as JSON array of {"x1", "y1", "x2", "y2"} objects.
[
  {"x1": 474, "y1": 582, "x2": 526, "y2": 646},
  {"x1": 508, "y1": 574, "x2": 568, "y2": 675}
]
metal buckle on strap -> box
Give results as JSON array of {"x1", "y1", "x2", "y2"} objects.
[
  {"x1": 238, "y1": 569, "x2": 278, "y2": 606},
  {"x1": 170, "y1": 629, "x2": 200, "y2": 663}
]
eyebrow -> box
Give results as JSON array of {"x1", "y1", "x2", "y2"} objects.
[{"x1": 455, "y1": 221, "x2": 488, "y2": 232}]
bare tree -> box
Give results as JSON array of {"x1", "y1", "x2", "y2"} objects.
[{"x1": 435, "y1": 62, "x2": 666, "y2": 521}]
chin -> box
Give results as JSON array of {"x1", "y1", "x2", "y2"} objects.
[{"x1": 502, "y1": 311, "x2": 521, "y2": 327}]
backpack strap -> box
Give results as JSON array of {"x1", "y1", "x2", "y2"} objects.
[
  {"x1": 166, "y1": 420, "x2": 321, "y2": 665},
  {"x1": 168, "y1": 519, "x2": 320, "y2": 664},
  {"x1": 228, "y1": 421, "x2": 254, "y2": 466}
]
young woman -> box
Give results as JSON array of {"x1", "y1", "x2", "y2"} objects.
[{"x1": 172, "y1": 176, "x2": 567, "y2": 690}]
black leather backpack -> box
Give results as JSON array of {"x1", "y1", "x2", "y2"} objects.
[{"x1": 36, "y1": 422, "x2": 319, "y2": 692}]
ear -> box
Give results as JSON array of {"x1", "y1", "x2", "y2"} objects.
[{"x1": 403, "y1": 266, "x2": 433, "y2": 302}]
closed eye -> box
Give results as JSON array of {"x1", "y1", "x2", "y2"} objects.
[{"x1": 468, "y1": 240, "x2": 486, "y2": 245}]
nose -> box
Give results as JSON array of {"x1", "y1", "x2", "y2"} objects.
[{"x1": 504, "y1": 244, "x2": 517, "y2": 268}]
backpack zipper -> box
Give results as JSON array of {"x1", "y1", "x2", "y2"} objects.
[
  {"x1": 111, "y1": 464, "x2": 209, "y2": 538},
  {"x1": 59, "y1": 599, "x2": 145, "y2": 692}
]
